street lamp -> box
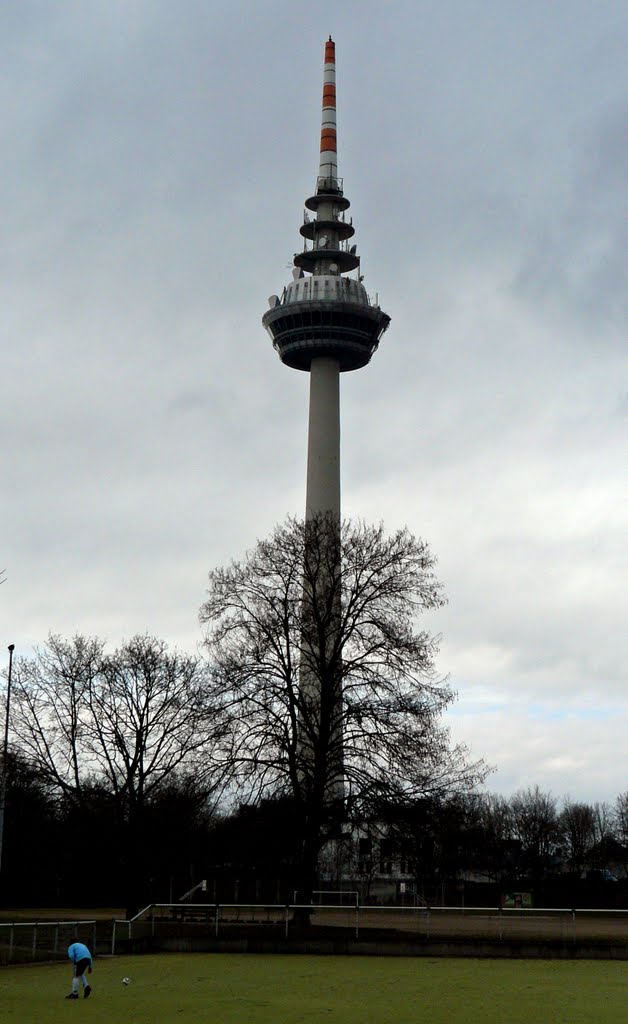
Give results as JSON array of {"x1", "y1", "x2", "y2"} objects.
[{"x1": 0, "y1": 643, "x2": 15, "y2": 875}]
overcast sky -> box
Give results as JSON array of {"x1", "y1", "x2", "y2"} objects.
[{"x1": 2, "y1": 1, "x2": 626, "y2": 804}]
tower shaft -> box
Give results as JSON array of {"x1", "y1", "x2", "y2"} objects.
[{"x1": 305, "y1": 356, "x2": 340, "y2": 522}]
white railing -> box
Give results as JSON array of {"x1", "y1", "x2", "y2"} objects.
[
  {"x1": 108, "y1": 902, "x2": 628, "y2": 953},
  {"x1": 0, "y1": 919, "x2": 96, "y2": 964},
  {"x1": 2, "y1": 906, "x2": 625, "y2": 961}
]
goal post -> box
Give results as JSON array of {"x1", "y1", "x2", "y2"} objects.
[{"x1": 310, "y1": 890, "x2": 358, "y2": 907}]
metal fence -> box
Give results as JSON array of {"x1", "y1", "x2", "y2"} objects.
[
  {"x1": 0, "y1": 919, "x2": 96, "y2": 965},
  {"x1": 110, "y1": 902, "x2": 628, "y2": 952},
  {"x1": 1, "y1": 906, "x2": 625, "y2": 962}
]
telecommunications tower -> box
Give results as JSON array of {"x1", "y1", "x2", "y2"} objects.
[
  {"x1": 262, "y1": 37, "x2": 390, "y2": 523},
  {"x1": 262, "y1": 39, "x2": 389, "y2": 800}
]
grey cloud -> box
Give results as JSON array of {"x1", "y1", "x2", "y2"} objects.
[{"x1": 512, "y1": 102, "x2": 628, "y2": 332}]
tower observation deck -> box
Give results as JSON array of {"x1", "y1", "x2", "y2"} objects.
[
  {"x1": 263, "y1": 37, "x2": 390, "y2": 525},
  {"x1": 262, "y1": 38, "x2": 390, "y2": 378}
]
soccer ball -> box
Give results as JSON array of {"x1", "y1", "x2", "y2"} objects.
[{"x1": 122, "y1": 977, "x2": 130, "y2": 985}]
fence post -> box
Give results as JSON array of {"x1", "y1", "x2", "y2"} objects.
[
  {"x1": 572, "y1": 909, "x2": 576, "y2": 943},
  {"x1": 151, "y1": 908, "x2": 155, "y2": 938},
  {"x1": 426, "y1": 908, "x2": 430, "y2": 941},
  {"x1": 54, "y1": 924, "x2": 59, "y2": 954},
  {"x1": 215, "y1": 905, "x2": 219, "y2": 938},
  {"x1": 32, "y1": 923, "x2": 37, "y2": 959},
  {"x1": 111, "y1": 920, "x2": 116, "y2": 957},
  {"x1": 9, "y1": 924, "x2": 14, "y2": 962},
  {"x1": 355, "y1": 903, "x2": 359, "y2": 940},
  {"x1": 285, "y1": 905, "x2": 290, "y2": 939},
  {"x1": 498, "y1": 909, "x2": 503, "y2": 941}
]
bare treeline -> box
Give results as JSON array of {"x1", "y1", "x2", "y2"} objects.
[
  {"x1": 6, "y1": 633, "x2": 229, "y2": 913},
  {"x1": 380, "y1": 785, "x2": 628, "y2": 889},
  {"x1": 2, "y1": 517, "x2": 624, "y2": 908},
  {"x1": 9, "y1": 633, "x2": 227, "y2": 809}
]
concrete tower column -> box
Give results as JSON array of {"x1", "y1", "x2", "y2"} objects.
[{"x1": 305, "y1": 356, "x2": 340, "y2": 522}]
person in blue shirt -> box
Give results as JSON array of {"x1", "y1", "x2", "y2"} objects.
[{"x1": 66, "y1": 941, "x2": 93, "y2": 999}]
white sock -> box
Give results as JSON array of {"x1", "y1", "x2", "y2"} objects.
[
  {"x1": 72, "y1": 979, "x2": 79, "y2": 994},
  {"x1": 81, "y1": 976, "x2": 88, "y2": 989}
]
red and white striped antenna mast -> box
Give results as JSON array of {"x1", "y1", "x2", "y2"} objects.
[{"x1": 318, "y1": 36, "x2": 338, "y2": 188}]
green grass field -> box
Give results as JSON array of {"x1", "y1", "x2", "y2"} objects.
[{"x1": 0, "y1": 953, "x2": 624, "y2": 1024}]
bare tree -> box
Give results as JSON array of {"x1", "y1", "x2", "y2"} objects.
[
  {"x1": 472, "y1": 792, "x2": 513, "y2": 882},
  {"x1": 615, "y1": 792, "x2": 628, "y2": 847},
  {"x1": 200, "y1": 516, "x2": 487, "y2": 899},
  {"x1": 9, "y1": 634, "x2": 103, "y2": 799},
  {"x1": 88, "y1": 635, "x2": 223, "y2": 811},
  {"x1": 614, "y1": 792, "x2": 628, "y2": 876},
  {"x1": 510, "y1": 786, "x2": 559, "y2": 881},
  {"x1": 589, "y1": 800, "x2": 615, "y2": 870},
  {"x1": 558, "y1": 799, "x2": 596, "y2": 875}
]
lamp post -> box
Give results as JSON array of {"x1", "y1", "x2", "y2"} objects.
[{"x1": 0, "y1": 643, "x2": 15, "y2": 875}]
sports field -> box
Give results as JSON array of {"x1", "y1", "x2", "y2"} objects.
[{"x1": 0, "y1": 952, "x2": 624, "y2": 1024}]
